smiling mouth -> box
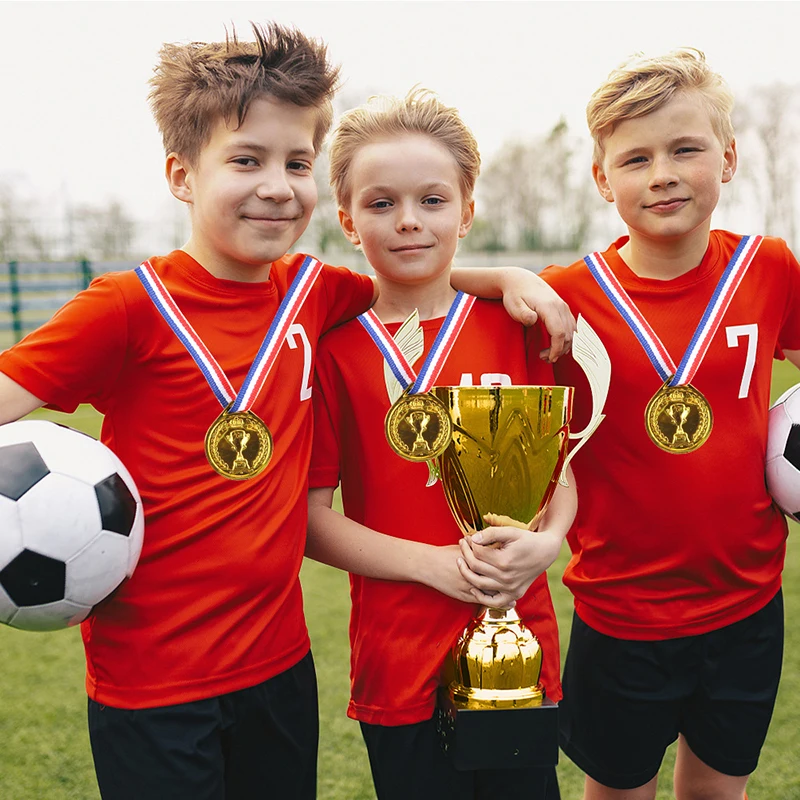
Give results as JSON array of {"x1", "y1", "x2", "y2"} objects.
[
  {"x1": 390, "y1": 244, "x2": 433, "y2": 252},
  {"x1": 645, "y1": 198, "x2": 688, "y2": 210}
]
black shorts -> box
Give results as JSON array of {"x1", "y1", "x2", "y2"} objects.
[
  {"x1": 88, "y1": 650, "x2": 318, "y2": 800},
  {"x1": 559, "y1": 591, "x2": 784, "y2": 790},
  {"x1": 360, "y1": 715, "x2": 560, "y2": 800}
]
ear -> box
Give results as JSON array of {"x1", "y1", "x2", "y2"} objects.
[
  {"x1": 166, "y1": 153, "x2": 194, "y2": 204},
  {"x1": 458, "y1": 199, "x2": 476, "y2": 239},
  {"x1": 721, "y1": 138, "x2": 737, "y2": 184},
  {"x1": 592, "y1": 162, "x2": 615, "y2": 203},
  {"x1": 338, "y1": 207, "x2": 360, "y2": 246}
]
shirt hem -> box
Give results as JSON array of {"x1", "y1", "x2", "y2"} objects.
[
  {"x1": 85, "y1": 639, "x2": 311, "y2": 709},
  {"x1": 347, "y1": 697, "x2": 435, "y2": 727},
  {"x1": 573, "y1": 581, "x2": 781, "y2": 640}
]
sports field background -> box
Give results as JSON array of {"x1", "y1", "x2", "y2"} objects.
[{"x1": 0, "y1": 361, "x2": 798, "y2": 798}]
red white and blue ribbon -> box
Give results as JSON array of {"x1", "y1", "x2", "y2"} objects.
[
  {"x1": 584, "y1": 234, "x2": 762, "y2": 386},
  {"x1": 358, "y1": 291, "x2": 475, "y2": 394},
  {"x1": 135, "y1": 255, "x2": 323, "y2": 410}
]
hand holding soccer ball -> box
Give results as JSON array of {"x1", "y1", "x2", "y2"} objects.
[{"x1": 0, "y1": 421, "x2": 144, "y2": 631}]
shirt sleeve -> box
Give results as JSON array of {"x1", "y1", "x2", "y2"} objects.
[
  {"x1": 320, "y1": 264, "x2": 374, "y2": 334},
  {"x1": 309, "y1": 339, "x2": 343, "y2": 489},
  {"x1": 0, "y1": 273, "x2": 129, "y2": 413},
  {"x1": 777, "y1": 241, "x2": 800, "y2": 354}
]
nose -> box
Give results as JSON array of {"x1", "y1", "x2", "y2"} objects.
[
  {"x1": 255, "y1": 165, "x2": 294, "y2": 203},
  {"x1": 649, "y1": 154, "x2": 679, "y2": 191},
  {"x1": 396, "y1": 201, "x2": 422, "y2": 233}
]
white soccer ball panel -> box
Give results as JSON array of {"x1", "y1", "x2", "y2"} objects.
[
  {"x1": 766, "y1": 403, "x2": 793, "y2": 462},
  {"x1": 66, "y1": 532, "x2": 130, "y2": 605},
  {"x1": 0, "y1": 584, "x2": 17, "y2": 625},
  {"x1": 126, "y1": 506, "x2": 145, "y2": 577},
  {"x1": 0, "y1": 496, "x2": 23, "y2": 565},
  {"x1": 8, "y1": 599, "x2": 91, "y2": 631},
  {"x1": 33, "y1": 426, "x2": 120, "y2": 486},
  {"x1": 771, "y1": 383, "x2": 800, "y2": 411},
  {"x1": 0, "y1": 419, "x2": 60, "y2": 448},
  {"x1": 766, "y1": 455, "x2": 800, "y2": 518},
  {"x1": 16, "y1": 474, "x2": 102, "y2": 561}
]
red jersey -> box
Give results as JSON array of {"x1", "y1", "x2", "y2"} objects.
[
  {"x1": 310, "y1": 299, "x2": 562, "y2": 726},
  {"x1": 541, "y1": 231, "x2": 800, "y2": 640},
  {"x1": 0, "y1": 249, "x2": 374, "y2": 708}
]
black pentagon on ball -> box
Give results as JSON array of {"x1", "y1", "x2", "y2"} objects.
[
  {"x1": 95, "y1": 473, "x2": 137, "y2": 536},
  {"x1": 0, "y1": 442, "x2": 50, "y2": 500},
  {"x1": 0, "y1": 549, "x2": 66, "y2": 606},
  {"x1": 783, "y1": 424, "x2": 800, "y2": 471}
]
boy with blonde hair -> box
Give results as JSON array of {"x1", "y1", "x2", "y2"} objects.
[
  {"x1": 0, "y1": 24, "x2": 572, "y2": 800},
  {"x1": 307, "y1": 88, "x2": 574, "y2": 800},
  {"x1": 542, "y1": 49, "x2": 800, "y2": 799}
]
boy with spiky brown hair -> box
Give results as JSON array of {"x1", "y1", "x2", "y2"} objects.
[
  {"x1": 0, "y1": 21, "x2": 573, "y2": 800},
  {"x1": 542, "y1": 49, "x2": 800, "y2": 799}
]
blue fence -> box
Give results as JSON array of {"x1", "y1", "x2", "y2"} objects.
[{"x1": 0, "y1": 261, "x2": 136, "y2": 344}]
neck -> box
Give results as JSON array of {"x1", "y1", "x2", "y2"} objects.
[
  {"x1": 371, "y1": 272, "x2": 457, "y2": 324},
  {"x1": 618, "y1": 225, "x2": 711, "y2": 280},
  {"x1": 181, "y1": 240, "x2": 272, "y2": 283}
]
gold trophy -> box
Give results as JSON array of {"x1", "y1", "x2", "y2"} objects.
[{"x1": 434, "y1": 316, "x2": 610, "y2": 770}]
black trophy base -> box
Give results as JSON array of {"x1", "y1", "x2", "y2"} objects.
[{"x1": 435, "y1": 687, "x2": 559, "y2": 771}]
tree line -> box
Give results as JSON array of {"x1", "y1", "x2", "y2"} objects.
[{"x1": 1, "y1": 82, "x2": 797, "y2": 263}]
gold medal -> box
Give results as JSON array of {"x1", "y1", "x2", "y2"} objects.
[
  {"x1": 644, "y1": 382, "x2": 713, "y2": 454},
  {"x1": 204, "y1": 409, "x2": 273, "y2": 480},
  {"x1": 385, "y1": 393, "x2": 452, "y2": 462}
]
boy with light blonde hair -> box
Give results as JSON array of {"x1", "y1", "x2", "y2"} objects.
[
  {"x1": 542, "y1": 48, "x2": 800, "y2": 799},
  {"x1": 307, "y1": 88, "x2": 574, "y2": 800},
  {"x1": 0, "y1": 23, "x2": 573, "y2": 800}
]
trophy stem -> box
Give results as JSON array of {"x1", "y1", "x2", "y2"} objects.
[{"x1": 449, "y1": 605, "x2": 545, "y2": 710}]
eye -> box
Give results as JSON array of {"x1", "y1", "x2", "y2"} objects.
[
  {"x1": 369, "y1": 199, "x2": 393, "y2": 210},
  {"x1": 621, "y1": 155, "x2": 647, "y2": 167},
  {"x1": 422, "y1": 196, "x2": 444, "y2": 206},
  {"x1": 288, "y1": 160, "x2": 312, "y2": 172},
  {"x1": 675, "y1": 147, "x2": 701, "y2": 155},
  {"x1": 232, "y1": 156, "x2": 258, "y2": 167}
]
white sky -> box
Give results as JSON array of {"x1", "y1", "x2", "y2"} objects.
[{"x1": 1, "y1": 0, "x2": 798, "y2": 224}]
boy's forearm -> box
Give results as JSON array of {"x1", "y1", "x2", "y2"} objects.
[
  {"x1": 306, "y1": 490, "x2": 430, "y2": 582},
  {"x1": 0, "y1": 372, "x2": 45, "y2": 425},
  {"x1": 449, "y1": 266, "x2": 575, "y2": 360},
  {"x1": 536, "y1": 466, "x2": 578, "y2": 544}
]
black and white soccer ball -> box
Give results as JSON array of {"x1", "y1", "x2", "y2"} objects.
[
  {"x1": 766, "y1": 383, "x2": 800, "y2": 523},
  {"x1": 0, "y1": 420, "x2": 144, "y2": 631}
]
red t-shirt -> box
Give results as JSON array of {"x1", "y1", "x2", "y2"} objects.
[
  {"x1": 0, "y1": 249, "x2": 374, "y2": 708},
  {"x1": 309, "y1": 299, "x2": 562, "y2": 726},
  {"x1": 541, "y1": 231, "x2": 800, "y2": 640}
]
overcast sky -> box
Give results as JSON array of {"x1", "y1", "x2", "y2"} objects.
[{"x1": 1, "y1": 0, "x2": 798, "y2": 224}]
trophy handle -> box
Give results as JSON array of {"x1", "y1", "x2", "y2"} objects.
[{"x1": 559, "y1": 314, "x2": 611, "y2": 486}]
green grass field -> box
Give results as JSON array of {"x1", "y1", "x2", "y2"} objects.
[{"x1": 1, "y1": 361, "x2": 799, "y2": 798}]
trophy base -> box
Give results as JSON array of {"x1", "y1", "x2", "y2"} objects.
[{"x1": 435, "y1": 687, "x2": 559, "y2": 771}]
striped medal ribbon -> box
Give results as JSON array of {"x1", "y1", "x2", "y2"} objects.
[
  {"x1": 135, "y1": 255, "x2": 324, "y2": 479},
  {"x1": 584, "y1": 234, "x2": 763, "y2": 453},
  {"x1": 357, "y1": 291, "x2": 476, "y2": 461}
]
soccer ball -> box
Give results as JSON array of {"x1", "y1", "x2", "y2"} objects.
[
  {"x1": 766, "y1": 383, "x2": 800, "y2": 522},
  {"x1": 0, "y1": 420, "x2": 144, "y2": 631}
]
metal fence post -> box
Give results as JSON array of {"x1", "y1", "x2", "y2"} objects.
[
  {"x1": 80, "y1": 259, "x2": 93, "y2": 290},
  {"x1": 8, "y1": 260, "x2": 22, "y2": 343}
]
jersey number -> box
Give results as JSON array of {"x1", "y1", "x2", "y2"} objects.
[
  {"x1": 459, "y1": 373, "x2": 512, "y2": 386},
  {"x1": 285, "y1": 323, "x2": 313, "y2": 401},
  {"x1": 725, "y1": 323, "x2": 758, "y2": 399}
]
